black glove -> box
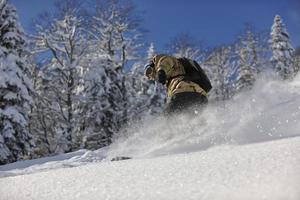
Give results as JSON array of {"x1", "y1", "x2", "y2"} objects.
[{"x1": 157, "y1": 70, "x2": 166, "y2": 85}]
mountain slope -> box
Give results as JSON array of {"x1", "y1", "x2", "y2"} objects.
[{"x1": 1, "y1": 136, "x2": 300, "y2": 200}]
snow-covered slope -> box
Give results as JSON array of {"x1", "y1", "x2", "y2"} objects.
[
  {"x1": 1, "y1": 74, "x2": 300, "y2": 200},
  {"x1": 1, "y1": 137, "x2": 300, "y2": 200}
]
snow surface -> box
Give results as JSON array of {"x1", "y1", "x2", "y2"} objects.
[
  {"x1": 0, "y1": 137, "x2": 300, "y2": 200},
  {"x1": 1, "y1": 74, "x2": 300, "y2": 200}
]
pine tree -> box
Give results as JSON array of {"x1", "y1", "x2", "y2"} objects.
[
  {"x1": 204, "y1": 46, "x2": 234, "y2": 101},
  {"x1": 0, "y1": 0, "x2": 34, "y2": 164},
  {"x1": 78, "y1": 53, "x2": 117, "y2": 149},
  {"x1": 128, "y1": 43, "x2": 165, "y2": 120},
  {"x1": 235, "y1": 27, "x2": 258, "y2": 92},
  {"x1": 293, "y1": 47, "x2": 300, "y2": 75},
  {"x1": 270, "y1": 15, "x2": 295, "y2": 80}
]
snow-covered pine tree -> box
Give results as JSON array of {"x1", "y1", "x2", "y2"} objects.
[
  {"x1": 204, "y1": 46, "x2": 234, "y2": 102},
  {"x1": 270, "y1": 15, "x2": 295, "y2": 80},
  {"x1": 293, "y1": 47, "x2": 300, "y2": 75},
  {"x1": 255, "y1": 30, "x2": 272, "y2": 73},
  {"x1": 0, "y1": 0, "x2": 34, "y2": 164},
  {"x1": 235, "y1": 26, "x2": 258, "y2": 92},
  {"x1": 127, "y1": 43, "x2": 165, "y2": 120},
  {"x1": 78, "y1": 52, "x2": 116, "y2": 149}
]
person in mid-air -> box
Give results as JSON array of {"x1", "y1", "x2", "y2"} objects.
[{"x1": 144, "y1": 54, "x2": 212, "y2": 115}]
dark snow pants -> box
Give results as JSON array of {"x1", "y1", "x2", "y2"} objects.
[{"x1": 164, "y1": 92, "x2": 208, "y2": 116}]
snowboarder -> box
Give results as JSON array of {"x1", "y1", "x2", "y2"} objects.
[{"x1": 144, "y1": 54, "x2": 212, "y2": 115}]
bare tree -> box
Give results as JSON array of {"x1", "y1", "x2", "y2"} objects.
[
  {"x1": 32, "y1": 2, "x2": 89, "y2": 153},
  {"x1": 165, "y1": 33, "x2": 208, "y2": 62}
]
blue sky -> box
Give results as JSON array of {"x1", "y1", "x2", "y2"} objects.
[{"x1": 11, "y1": 0, "x2": 300, "y2": 50}]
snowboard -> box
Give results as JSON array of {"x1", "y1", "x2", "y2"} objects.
[{"x1": 111, "y1": 156, "x2": 132, "y2": 161}]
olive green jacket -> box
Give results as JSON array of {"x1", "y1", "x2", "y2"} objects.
[{"x1": 150, "y1": 55, "x2": 207, "y2": 97}]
